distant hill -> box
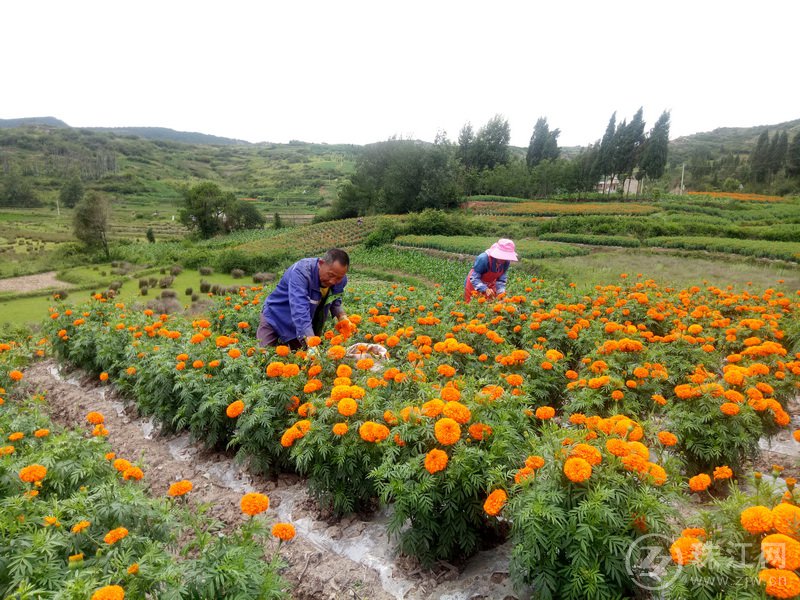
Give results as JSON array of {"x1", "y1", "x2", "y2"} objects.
[
  {"x1": 668, "y1": 118, "x2": 800, "y2": 164},
  {"x1": 0, "y1": 116, "x2": 70, "y2": 129},
  {"x1": 87, "y1": 126, "x2": 251, "y2": 146}
]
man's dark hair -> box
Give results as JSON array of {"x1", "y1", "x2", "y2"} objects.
[{"x1": 322, "y1": 248, "x2": 349, "y2": 267}]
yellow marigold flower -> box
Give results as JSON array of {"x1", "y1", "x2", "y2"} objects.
[
  {"x1": 563, "y1": 457, "x2": 592, "y2": 483},
  {"x1": 91, "y1": 585, "x2": 125, "y2": 600},
  {"x1": 71, "y1": 520, "x2": 91, "y2": 534},
  {"x1": 759, "y1": 568, "x2": 800, "y2": 598},
  {"x1": 44, "y1": 516, "x2": 60, "y2": 527},
  {"x1": 442, "y1": 401, "x2": 471, "y2": 424},
  {"x1": 19, "y1": 464, "x2": 47, "y2": 483},
  {"x1": 168, "y1": 480, "x2": 193, "y2": 497},
  {"x1": 424, "y1": 448, "x2": 448, "y2": 474},
  {"x1": 689, "y1": 473, "x2": 712, "y2": 492},
  {"x1": 241, "y1": 492, "x2": 269, "y2": 516},
  {"x1": 69, "y1": 553, "x2": 84, "y2": 562},
  {"x1": 669, "y1": 536, "x2": 703, "y2": 565},
  {"x1": 226, "y1": 400, "x2": 245, "y2": 418},
  {"x1": 434, "y1": 417, "x2": 461, "y2": 446},
  {"x1": 483, "y1": 489, "x2": 508, "y2": 516},
  {"x1": 104, "y1": 527, "x2": 129, "y2": 544},
  {"x1": 271, "y1": 522, "x2": 296, "y2": 541}
]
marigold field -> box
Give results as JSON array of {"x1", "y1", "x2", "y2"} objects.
[{"x1": 3, "y1": 258, "x2": 800, "y2": 599}]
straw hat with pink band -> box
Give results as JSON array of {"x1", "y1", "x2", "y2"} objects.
[{"x1": 486, "y1": 238, "x2": 518, "y2": 262}]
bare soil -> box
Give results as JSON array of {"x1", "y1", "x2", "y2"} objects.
[
  {"x1": 19, "y1": 360, "x2": 521, "y2": 600},
  {"x1": 0, "y1": 271, "x2": 72, "y2": 294}
]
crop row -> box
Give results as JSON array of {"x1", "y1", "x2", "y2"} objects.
[
  {"x1": 394, "y1": 235, "x2": 588, "y2": 258},
  {"x1": 465, "y1": 200, "x2": 660, "y2": 216}
]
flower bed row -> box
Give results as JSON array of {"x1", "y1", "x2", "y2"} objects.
[{"x1": 40, "y1": 273, "x2": 800, "y2": 598}]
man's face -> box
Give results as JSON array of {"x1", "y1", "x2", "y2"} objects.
[{"x1": 318, "y1": 259, "x2": 348, "y2": 288}]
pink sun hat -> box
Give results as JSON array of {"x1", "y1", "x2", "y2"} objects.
[{"x1": 486, "y1": 238, "x2": 518, "y2": 262}]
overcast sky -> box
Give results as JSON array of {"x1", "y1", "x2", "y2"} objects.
[{"x1": 4, "y1": 1, "x2": 797, "y2": 148}]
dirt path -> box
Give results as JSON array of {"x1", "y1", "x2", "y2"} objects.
[
  {"x1": 20, "y1": 360, "x2": 521, "y2": 600},
  {"x1": 0, "y1": 271, "x2": 72, "y2": 294}
]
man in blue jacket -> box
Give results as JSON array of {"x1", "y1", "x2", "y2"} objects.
[{"x1": 257, "y1": 248, "x2": 352, "y2": 349}]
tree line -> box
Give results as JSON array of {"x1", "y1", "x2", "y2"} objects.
[{"x1": 324, "y1": 108, "x2": 671, "y2": 219}]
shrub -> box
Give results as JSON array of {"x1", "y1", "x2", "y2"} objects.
[
  {"x1": 199, "y1": 266, "x2": 214, "y2": 276},
  {"x1": 231, "y1": 268, "x2": 245, "y2": 279}
]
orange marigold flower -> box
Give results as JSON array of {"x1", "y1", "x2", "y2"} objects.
[
  {"x1": 226, "y1": 400, "x2": 245, "y2": 418},
  {"x1": 720, "y1": 402, "x2": 740, "y2": 416},
  {"x1": 441, "y1": 386, "x2": 461, "y2": 402},
  {"x1": 113, "y1": 458, "x2": 132, "y2": 473},
  {"x1": 99, "y1": 372, "x2": 109, "y2": 381},
  {"x1": 564, "y1": 457, "x2": 592, "y2": 483},
  {"x1": 104, "y1": 527, "x2": 129, "y2": 544},
  {"x1": 468, "y1": 423, "x2": 492, "y2": 441},
  {"x1": 437, "y1": 364, "x2": 456, "y2": 378},
  {"x1": 762, "y1": 534, "x2": 800, "y2": 570},
  {"x1": 670, "y1": 536, "x2": 703, "y2": 565},
  {"x1": 34, "y1": 429, "x2": 50, "y2": 438},
  {"x1": 91, "y1": 585, "x2": 125, "y2": 600},
  {"x1": 535, "y1": 406, "x2": 555, "y2": 420},
  {"x1": 241, "y1": 492, "x2": 269, "y2": 516},
  {"x1": 123, "y1": 466, "x2": 144, "y2": 481},
  {"x1": 772, "y1": 503, "x2": 800, "y2": 537},
  {"x1": 483, "y1": 489, "x2": 508, "y2": 516},
  {"x1": 266, "y1": 362, "x2": 285, "y2": 377},
  {"x1": 275, "y1": 345, "x2": 290, "y2": 357},
  {"x1": 306, "y1": 336, "x2": 321, "y2": 347},
  {"x1": 337, "y1": 397, "x2": 358, "y2": 417},
  {"x1": 71, "y1": 520, "x2": 91, "y2": 534},
  {"x1": 434, "y1": 417, "x2": 461, "y2": 446},
  {"x1": 442, "y1": 401, "x2": 471, "y2": 424},
  {"x1": 327, "y1": 345, "x2": 346, "y2": 360},
  {"x1": 689, "y1": 473, "x2": 712, "y2": 492},
  {"x1": 682, "y1": 527, "x2": 707, "y2": 540},
  {"x1": 657, "y1": 431, "x2": 678, "y2": 446},
  {"x1": 571, "y1": 443, "x2": 602, "y2": 466},
  {"x1": 86, "y1": 411, "x2": 105, "y2": 425},
  {"x1": 424, "y1": 448, "x2": 448, "y2": 474},
  {"x1": 421, "y1": 399, "x2": 444, "y2": 418},
  {"x1": 128, "y1": 563, "x2": 139, "y2": 575},
  {"x1": 332, "y1": 423, "x2": 349, "y2": 436},
  {"x1": 713, "y1": 466, "x2": 733, "y2": 480},
  {"x1": 758, "y1": 569, "x2": 800, "y2": 599},
  {"x1": 168, "y1": 480, "x2": 193, "y2": 497},
  {"x1": 506, "y1": 374, "x2": 523, "y2": 387},
  {"x1": 526, "y1": 455, "x2": 545, "y2": 470},
  {"x1": 272, "y1": 522, "x2": 296, "y2": 541},
  {"x1": 359, "y1": 421, "x2": 390, "y2": 443},
  {"x1": 9, "y1": 370, "x2": 23, "y2": 382},
  {"x1": 19, "y1": 464, "x2": 47, "y2": 483}
]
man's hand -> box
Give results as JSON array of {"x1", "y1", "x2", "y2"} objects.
[
  {"x1": 305, "y1": 345, "x2": 321, "y2": 360},
  {"x1": 484, "y1": 288, "x2": 496, "y2": 299}
]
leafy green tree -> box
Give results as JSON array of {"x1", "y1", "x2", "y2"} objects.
[
  {"x1": 226, "y1": 200, "x2": 266, "y2": 231},
  {"x1": 179, "y1": 181, "x2": 236, "y2": 239},
  {"x1": 0, "y1": 170, "x2": 41, "y2": 207},
  {"x1": 330, "y1": 139, "x2": 462, "y2": 217},
  {"x1": 472, "y1": 114, "x2": 511, "y2": 170},
  {"x1": 787, "y1": 132, "x2": 800, "y2": 178},
  {"x1": 526, "y1": 117, "x2": 561, "y2": 168},
  {"x1": 639, "y1": 110, "x2": 671, "y2": 182},
  {"x1": 59, "y1": 175, "x2": 84, "y2": 208},
  {"x1": 457, "y1": 122, "x2": 476, "y2": 168},
  {"x1": 273, "y1": 212, "x2": 283, "y2": 229},
  {"x1": 73, "y1": 192, "x2": 110, "y2": 258}
]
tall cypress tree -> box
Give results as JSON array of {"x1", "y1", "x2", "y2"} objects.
[
  {"x1": 640, "y1": 110, "x2": 671, "y2": 181},
  {"x1": 597, "y1": 112, "x2": 617, "y2": 192},
  {"x1": 750, "y1": 130, "x2": 770, "y2": 183},
  {"x1": 787, "y1": 132, "x2": 800, "y2": 178},
  {"x1": 769, "y1": 131, "x2": 789, "y2": 175}
]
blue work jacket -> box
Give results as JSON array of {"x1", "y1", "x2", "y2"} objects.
[{"x1": 261, "y1": 257, "x2": 347, "y2": 342}]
